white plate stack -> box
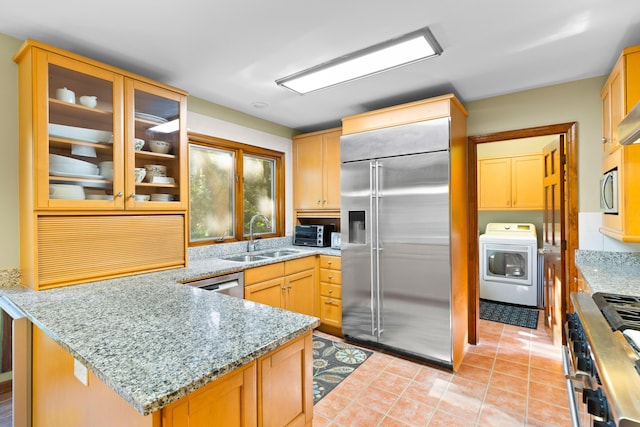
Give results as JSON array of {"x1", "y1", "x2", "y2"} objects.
[{"x1": 151, "y1": 193, "x2": 172, "y2": 202}]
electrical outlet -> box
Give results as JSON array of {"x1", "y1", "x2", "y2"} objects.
[{"x1": 73, "y1": 358, "x2": 89, "y2": 386}]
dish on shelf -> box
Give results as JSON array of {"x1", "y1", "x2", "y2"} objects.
[
  {"x1": 149, "y1": 176, "x2": 175, "y2": 184},
  {"x1": 150, "y1": 193, "x2": 172, "y2": 201},
  {"x1": 49, "y1": 183, "x2": 85, "y2": 200},
  {"x1": 85, "y1": 194, "x2": 114, "y2": 200},
  {"x1": 49, "y1": 123, "x2": 113, "y2": 144},
  {"x1": 134, "y1": 112, "x2": 168, "y2": 123},
  {"x1": 49, "y1": 154, "x2": 99, "y2": 176},
  {"x1": 49, "y1": 170, "x2": 105, "y2": 180}
]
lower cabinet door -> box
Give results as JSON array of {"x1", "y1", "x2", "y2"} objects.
[
  {"x1": 162, "y1": 363, "x2": 257, "y2": 427},
  {"x1": 245, "y1": 277, "x2": 285, "y2": 309},
  {"x1": 285, "y1": 269, "x2": 316, "y2": 316},
  {"x1": 259, "y1": 333, "x2": 313, "y2": 427}
]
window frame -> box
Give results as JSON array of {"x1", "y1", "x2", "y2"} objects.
[{"x1": 188, "y1": 132, "x2": 285, "y2": 246}]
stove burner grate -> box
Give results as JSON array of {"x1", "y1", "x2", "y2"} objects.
[{"x1": 592, "y1": 292, "x2": 640, "y2": 332}]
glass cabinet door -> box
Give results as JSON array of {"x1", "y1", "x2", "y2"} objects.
[
  {"x1": 42, "y1": 51, "x2": 124, "y2": 209},
  {"x1": 125, "y1": 79, "x2": 187, "y2": 210}
]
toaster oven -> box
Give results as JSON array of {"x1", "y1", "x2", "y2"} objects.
[{"x1": 293, "y1": 225, "x2": 334, "y2": 247}]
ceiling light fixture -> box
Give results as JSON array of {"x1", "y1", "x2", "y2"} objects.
[{"x1": 276, "y1": 26, "x2": 443, "y2": 95}]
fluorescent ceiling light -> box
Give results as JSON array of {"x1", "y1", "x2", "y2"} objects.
[{"x1": 276, "y1": 27, "x2": 443, "y2": 95}]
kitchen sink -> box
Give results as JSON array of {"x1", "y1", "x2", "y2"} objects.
[
  {"x1": 222, "y1": 254, "x2": 269, "y2": 263},
  {"x1": 260, "y1": 250, "x2": 301, "y2": 258}
]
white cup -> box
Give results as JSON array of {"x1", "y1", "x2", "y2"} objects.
[
  {"x1": 79, "y1": 95, "x2": 97, "y2": 108},
  {"x1": 55, "y1": 87, "x2": 75, "y2": 103}
]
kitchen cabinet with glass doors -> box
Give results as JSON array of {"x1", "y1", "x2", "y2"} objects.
[{"x1": 15, "y1": 39, "x2": 188, "y2": 290}]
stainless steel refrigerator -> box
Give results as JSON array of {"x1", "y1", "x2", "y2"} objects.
[{"x1": 340, "y1": 117, "x2": 453, "y2": 367}]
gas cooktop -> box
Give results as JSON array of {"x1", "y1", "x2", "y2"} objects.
[{"x1": 592, "y1": 292, "x2": 640, "y2": 332}]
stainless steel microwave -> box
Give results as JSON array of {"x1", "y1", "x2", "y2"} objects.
[
  {"x1": 600, "y1": 168, "x2": 618, "y2": 214},
  {"x1": 293, "y1": 225, "x2": 334, "y2": 247}
]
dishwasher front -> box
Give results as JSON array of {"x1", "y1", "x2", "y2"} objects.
[{"x1": 183, "y1": 271, "x2": 245, "y2": 298}]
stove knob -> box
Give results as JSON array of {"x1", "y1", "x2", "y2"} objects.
[
  {"x1": 569, "y1": 330, "x2": 584, "y2": 341},
  {"x1": 582, "y1": 388, "x2": 600, "y2": 404},
  {"x1": 584, "y1": 388, "x2": 609, "y2": 420},
  {"x1": 576, "y1": 356, "x2": 594, "y2": 376},
  {"x1": 567, "y1": 313, "x2": 579, "y2": 330},
  {"x1": 573, "y1": 340, "x2": 588, "y2": 357}
]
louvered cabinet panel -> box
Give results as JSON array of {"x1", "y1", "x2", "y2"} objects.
[{"x1": 36, "y1": 215, "x2": 185, "y2": 288}]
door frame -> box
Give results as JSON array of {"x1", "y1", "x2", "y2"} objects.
[{"x1": 467, "y1": 122, "x2": 578, "y2": 344}]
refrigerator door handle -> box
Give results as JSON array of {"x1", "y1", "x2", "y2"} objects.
[
  {"x1": 374, "y1": 160, "x2": 383, "y2": 338},
  {"x1": 369, "y1": 161, "x2": 376, "y2": 336}
]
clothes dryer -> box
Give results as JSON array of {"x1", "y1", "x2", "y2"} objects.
[{"x1": 479, "y1": 223, "x2": 538, "y2": 307}]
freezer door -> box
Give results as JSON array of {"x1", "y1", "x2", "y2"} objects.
[
  {"x1": 376, "y1": 151, "x2": 453, "y2": 364},
  {"x1": 341, "y1": 160, "x2": 378, "y2": 343}
]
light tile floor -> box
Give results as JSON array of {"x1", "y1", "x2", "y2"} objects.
[{"x1": 313, "y1": 314, "x2": 573, "y2": 427}]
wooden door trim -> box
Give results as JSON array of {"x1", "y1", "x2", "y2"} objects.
[{"x1": 467, "y1": 122, "x2": 578, "y2": 344}]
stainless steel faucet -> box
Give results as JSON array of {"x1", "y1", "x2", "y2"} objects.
[{"x1": 248, "y1": 214, "x2": 271, "y2": 252}]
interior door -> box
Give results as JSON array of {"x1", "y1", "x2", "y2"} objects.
[{"x1": 543, "y1": 136, "x2": 566, "y2": 346}]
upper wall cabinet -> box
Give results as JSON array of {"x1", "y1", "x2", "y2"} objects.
[
  {"x1": 14, "y1": 40, "x2": 189, "y2": 289},
  {"x1": 478, "y1": 154, "x2": 543, "y2": 210},
  {"x1": 601, "y1": 45, "x2": 640, "y2": 154},
  {"x1": 292, "y1": 127, "x2": 341, "y2": 218},
  {"x1": 15, "y1": 42, "x2": 188, "y2": 211},
  {"x1": 600, "y1": 44, "x2": 640, "y2": 242}
]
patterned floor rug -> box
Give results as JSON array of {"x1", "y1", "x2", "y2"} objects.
[
  {"x1": 312, "y1": 335, "x2": 372, "y2": 404},
  {"x1": 480, "y1": 299, "x2": 540, "y2": 329}
]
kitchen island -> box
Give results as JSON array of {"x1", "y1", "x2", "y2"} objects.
[{"x1": 2, "y1": 255, "x2": 320, "y2": 426}]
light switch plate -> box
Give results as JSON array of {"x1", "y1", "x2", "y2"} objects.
[{"x1": 73, "y1": 358, "x2": 89, "y2": 386}]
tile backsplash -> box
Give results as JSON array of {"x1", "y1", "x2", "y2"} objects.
[{"x1": 579, "y1": 212, "x2": 640, "y2": 252}]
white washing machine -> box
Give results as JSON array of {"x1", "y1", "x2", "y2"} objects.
[{"x1": 479, "y1": 223, "x2": 538, "y2": 307}]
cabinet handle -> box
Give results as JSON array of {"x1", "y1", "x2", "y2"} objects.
[
  {"x1": 116, "y1": 192, "x2": 123, "y2": 198},
  {"x1": 327, "y1": 261, "x2": 332, "y2": 265},
  {"x1": 328, "y1": 290, "x2": 333, "y2": 294},
  {"x1": 323, "y1": 199, "x2": 326, "y2": 205},
  {"x1": 129, "y1": 193, "x2": 136, "y2": 199},
  {"x1": 328, "y1": 275, "x2": 333, "y2": 279},
  {"x1": 317, "y1": 199, "x2": 321, "y2": 205},
  {"x1": 602, "y1": 137, "x2": 608, "y2": 144}
]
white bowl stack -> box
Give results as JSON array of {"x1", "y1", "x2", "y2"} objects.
[
  {"x1": 99, "y1": 161, "x2": 114, "y2": 180},
  {"x1": 49, "y1": 154, "x2": 99, "y2": 176},
  {"x1": 49, "y1": 184, "x2": 85, "y2": 200}
]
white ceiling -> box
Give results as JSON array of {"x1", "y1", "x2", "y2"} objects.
[{"x1": 2, "y1": 0, "x2": 640, "y2": 133}]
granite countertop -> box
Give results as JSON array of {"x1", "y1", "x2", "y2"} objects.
[
  {"x1": 0, "y1": 243, "x2": 338, "y2": 416},
  {"x1": 574, "y1": 250, "x2": 640, "y2": 296}
]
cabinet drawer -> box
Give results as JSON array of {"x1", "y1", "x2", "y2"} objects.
[
  {"x1": 319, "y1": 269, "x2": 342, "y2": 285},
  {"x1": 319, "y1": 255, "x2": 341, "y2": 270},
  {"x1": 245, "y1": 262, "x2": 284, "y2": 285},
  {"x1": 320, "y1": 283, "x2": 341, "y2": 299},
  {"x1": 284, "y1": 256, "x2": 315, "y2": 275},
  {"x1": 320, "y1": 296, "x2": 342, "y2": 328}
]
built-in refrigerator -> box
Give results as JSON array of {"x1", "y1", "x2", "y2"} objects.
[{"x1": 340, "y1": 117, "x2": 454, "y2": 367}]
